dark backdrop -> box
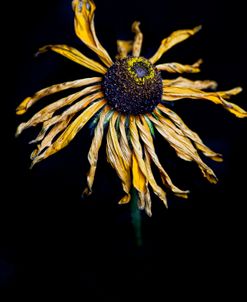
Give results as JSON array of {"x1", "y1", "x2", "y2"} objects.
[{"x1": 1, "y1": 0, "x2": 247, "y2": 298}]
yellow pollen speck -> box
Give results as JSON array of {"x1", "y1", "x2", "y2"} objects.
[{"x1": 127, "y1": 57, "x2": 155, "y2": 85}]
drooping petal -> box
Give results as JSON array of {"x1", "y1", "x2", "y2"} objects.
[
  {"x1": 116, "y1": 21, "x2": 143, "y2": 59},
  {"x1": 156, "y1": 59, "x2": 203, "y2": 73},
  {"x1": 129, "y1": 116, "x2": 169, "y2": 205},
  {"x1": 129, "y1": 117, "x2": 150, "y2": 208},
  {"x1": 149, "y1": 26, "x2": 202, "y2": 64},
  {"x1": 31, "y1": 99, "x2": 106, "y2": 167},
  {"x1": 132, "y1": 21, "x2": 143, "y2": 57},
  {"x1": 148, "y1": 112, "x2": 218, "y2": 184},
  {"x1": 16, "y1": 77, "x2": 101, "y2": 115},
  {"x1": 106, "y1": 113, "x2": 132, "y2": 204},
  {"x1": 143, "y1": 185, "x2": 152, "y2": 217},
  {"x1": 132, "y1": 153, "x2": 146, "y2": 209},
  {"x1": 137, "y1": 116, "x2": 189, "y2": 198},
  {"x1": 83, "y1": 106, "x2": 111, "y2": 195},
  {"x1": 119, "y1": 115, "x2": 132, "y2": 167},
  {"x1": 143, "y1": 149, "x2": 168, "y2": 208},
  {"x1": 38, "y1": 45, "x2": 107, "y2": 74},
  {"x1": 16, "y1": 85, "x2": 101, "y2": 137},
  {"x1": 72, "y1": 0, "x2": 113, "y2": 67},
  {"x1": 129, "y1": 116, "x2": 147, "y2": 178},
  {"x1": 109, "y1": 113, "x2": 131, "y2": 172},
  {"x1": 30, "y1": 115, "x2": 74, "y2": 160},
  {"x1": 162, "y1": 86, "x2": 246, "y2": 118},
  {"x1": 116, "y1": 40, "x2": 133, "y2": 59},
  {"x1": 16, "y1": 91, "x2": 104, "y2": 137},
  {"x1": 157, "y1": 104, "x2": 222, "y2": 161},
  {"x1": 163, "y1": 77, "x2": 217, "y2": 90}
]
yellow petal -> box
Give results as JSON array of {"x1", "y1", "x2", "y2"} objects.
[
  {"x1": 72, "y1": 0, "x2": 113, "y2": 67},
  {"x1": 38, "y1": 44, "x2": 107, "y2": 74},
  {"x1": 132, "y1": 21, "x2": 143, "y2": 57},
  {"x1": 162, "y1": 86, "x2": 246, "y2": 118},
  {"x1": 137, "y1": 116, "x2": 189, "y2": 198},
  {"x1": 30, "y1": 116, "x2": 74, "y2": 160},
  {"x1": 148, "y1": 112, "x2": 218, "y2": 184},
  {"x1": 133, "y1": 156, "x2": 146, "y2": 210},
  {"x1": 156, "y1": 59, "x2": 203, "y2": 73},
  {"x1": 132, "y1": 153, "x2": 146, "y2": 195},
  {"x1": 119, "y1": 115, "x2": 132, "y2": 165},
  {"x1": 84, "y1": 106, "x2": 110, "y2": 194},
  {"x1": 16, "y1": 77, "x2": 101, "y2": 115},
  {"x1": 163, "y1": 77, "x2": 217, "y2": 90},
  {"x1": 106, "y1": 113, "x2": 131, "y2": 204},
  {"x1": 31, "y1": 99, "x2": 106, "y2": 167},
  {"x1": 16, "y1": 85, "x2": 101, "y2": 137},
  {"x1": 116, "y1": 40, "x2": 133, "y2": 59},
  {"x1": 144, "y1": 149, "x2": 168, "y2": 208},
  {"x1": 143, "y1": 186, "x2": 152, "y2": 217},
  {"x1": 129, "y1": 116, "x2": 147, "y2": 177},
  {"x1": 16, "y1": 90, "x2": 104, "y2": 137},
  {"x1": 157, "y1": 104, "x2": 222, "y2": 161},
  {"x1": 149, "y1": 25, "x2": 202, "y2": 64},
  {"x1": 129, "y1": 116, "x2": 169, "y2": 204}
]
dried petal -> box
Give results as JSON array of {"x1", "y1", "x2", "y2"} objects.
[
  {"x1": 156, "y1": 59, "x2": 203, "y2": 73},
  {"x1": 162, "y1": 86, "x2": 246, "y2": 118},
  {"x1": 163, "y1": 77, "x2": 217, "y2": 90},
  {"x1": 132, "y1": 21, "x2": 143, "y2": 57},
  {"x1": 38, "y1": 44, "x2": 107, "y2": 74},
  {"x1": 116, "y1": 40, "x2": 133, "y2": 59},
  {"x1": 157, "y1": 104, "x2": 222, "y2": 161},
  {"x1": 16, "y1": 77, "x2": 101, "y2": 115},
  {"x1": 72, "y1": 0, "x2": 113, "y2": 67},
  {"x1": 84, "y1": 106, "x2": 110, "y2": 195},
  {"x1": 31, "y1": 99, "x2": 106, "y2": 167},
  {"x1": 149, "y1": 26, "x2": 201, "y2": 64}
]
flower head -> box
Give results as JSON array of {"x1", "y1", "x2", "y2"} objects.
[{"x1": 16, "y1": 0, "x2": 246, "y2": 216}]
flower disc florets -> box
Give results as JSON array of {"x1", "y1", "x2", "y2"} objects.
[{"x1": 103, "y1": 56, "x2": 163, "y2": 114}]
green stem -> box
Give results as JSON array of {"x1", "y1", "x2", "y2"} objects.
[{"x1": 130, "y1": 188, "x2": 142, "y2": 247}]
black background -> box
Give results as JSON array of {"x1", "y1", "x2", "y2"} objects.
[{"x1": 1, "y1": 0, "x2": 247, "y2": 298}]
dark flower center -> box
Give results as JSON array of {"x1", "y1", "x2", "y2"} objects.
[{"x1": 102, "y1": 57, "x2": 163, "y2": 115}]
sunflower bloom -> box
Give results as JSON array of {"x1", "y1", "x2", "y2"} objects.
[{"x1": 16, "y1": 0, "x2": 246, "y2": 216}]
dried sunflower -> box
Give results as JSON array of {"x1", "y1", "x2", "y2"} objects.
[{"x1": 16, "y1": 0, "x2": 246, "y2": 216}]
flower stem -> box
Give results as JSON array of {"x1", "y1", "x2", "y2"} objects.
[{"x1": 130, "y1": 188, "x2": 142, "y2": 247}]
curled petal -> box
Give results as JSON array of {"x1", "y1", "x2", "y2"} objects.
[
  {"x1": 149, "y1": 25, "x2": 201, "y2": 64},
  {"x1": 72, "y1": 0, "x2": 113, "y2": 67},
  {"x1": 163, "y1": 77, "x2": 217, "y2": 90},
  {"x1": 148, "y1": 112, "x2": 218, "y2": 184},
  {"x1": 106, "y1": 113, "x2": 131, "y2": 204},
  {"x1": 143, "y1": 149, "x2": 168, "y2": 208},
  {"x1": 129, "y1": 117, "x2": 148, "y2": 202},
  {"x1": 157, "y1": 104, "x2": 222, "y2": 161},
  {"x1": 16, "y1": 91, "x2": 104, "y2": 137},
  {"x1": 31, "y1": 99, "x2": 106, "y2": 167},
  {"x1": 16, "y1": 77, "x2": 101, "y2": 115},
  {"x1": 30, "y1": 116, "x2": 74, "y2": 160},
  {"x1": 38, "y1": 44, "x2": 107, "y2": 74},
  {"x1": 143, "y1": 186, "x2": 152, "y2": 217},
  {"x1": 116, "y1": 40, "x2": 133, "y2": 59},
  {"x1": 162, "y1": 86, "x2": 246, "y2": 118},
  {"x1": 129, "y1": 116, "x2": 169, "y2": 204},
  {"x1": 132, "y1": 21, "x2": 143, "y2": 57},
  {"x1": 137, "y1": 116, "x2": 189, "y2": 198},
  {"x1": 16, "y1": 85, "x2": 101, "y2": 137},
  {"x1": 156, "y1": 59, "x2": 203, "y2": 73},
  {"x1": 119, "y1": 115, "x2": 132, "y2": 166},
  {"x1": 132, "y1": 153, "x2": 146, "y2": 209},
  {"x1": 83, "y1": 106, "x2": 111, "y2": 195},
  {"x1": 129, "y1": 116, "x2": 147, "y2": 178}
]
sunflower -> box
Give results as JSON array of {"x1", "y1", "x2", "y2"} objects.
[{"x1": 16, "y1": 0, "x2": 246, "y2": 216}]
